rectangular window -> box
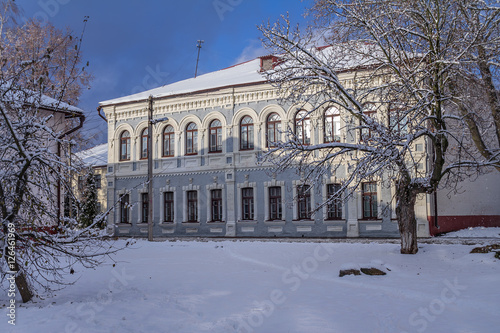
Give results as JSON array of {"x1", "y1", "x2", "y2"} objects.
[
  {"x1": 362, "y1": 182, "x2": 378, "y2": 219},
  {"x1": 327, "y1": 184, "x2": 342, "y2": 220},
  {"x1": 141, "y1": 193, "x2": 149, "y2": 223},
  {"x1": 95, "y1": 174, "x2": 102, "y2": 189},
  {"x1": 389, "y1": 109, "x2": 409, "y2": 136},
  {"x1": 297, "y1": 185, "x2": 311, "y2": 220},
  {"x1": 120, "y1": 194, "x2": 129, "y2": 223},
  {"x1": 269, "y1": 186, "x2": 282, "y2": 220},
  {"x1": 361, "y1": 108, "x2": 376, "y2": 140},
  {"x1": 241, "y1": 187, "x2": 254, "y2": 220},
  {"x1": 78, "y1": 176, "x2": 84, "y2": 192},
  {"x1": 164, "y1": 191, "x2": 174, "y2": 222},
  {"x1": 211, "y1": 189, "x2": 223, "y2": 221},
  {"x1": 187, "y1": 191, "x2": 198, "y2": 222}
]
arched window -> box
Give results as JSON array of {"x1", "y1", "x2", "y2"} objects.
[
  {"x1": 324, "y1": 107, "x2": 341, "y2": 143},
  {"x1": 140, "y1": 128, "x2": 149, "y2": 160},
  {"x1": 185, "y1": 122, "x2": 198, "y2": 155},
  {"x1": 120, "y1": 130, "x2": 131, "y2": 161},
  {"x1": 240, "y1": 116, "x2": 254, "y2": 150},
  {"x1": 295, "y1": 110, "x2": 311, "y2": 145},
  {"x1": 209, "y1": 119, "x2": 222, "y2": 153},
  {"x1": 163, "y1": 125, "x2": 175, "y2": 157},
  {"x1": 266, "y1": 113, "x2": 281, "y2": 148}
]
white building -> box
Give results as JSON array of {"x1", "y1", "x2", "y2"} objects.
[{"x1": 99, "y1": 53, "x2": 500, "y2": 238}]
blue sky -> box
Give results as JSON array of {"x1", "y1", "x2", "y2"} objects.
[{"x1": 15, "y1": 0, "x2": 311, "y2": 145}]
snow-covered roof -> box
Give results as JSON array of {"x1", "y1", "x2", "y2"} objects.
[
  {"x1": 100, "y1": 58, "x2": 266, "y2": 106},
  {"x1": 1, "y1": 83, "x2": 84, "y2": 114},
  {"x1": 76, "y1": 143, "x2": 108, "y2": 167},
  {"x1": 99, "y1": 43, "x2": 389, "y2": 107},
  {"x1": 40, "y1": 94, "x2": 84, "y2": 114}
]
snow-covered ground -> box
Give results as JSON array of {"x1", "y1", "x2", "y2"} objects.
[
  {"x1": 2, "y1": 231, "x2": 500, "y2": 333},
  {"x1": 440, "y1": 226, "x2": 500, "y2": 238}
]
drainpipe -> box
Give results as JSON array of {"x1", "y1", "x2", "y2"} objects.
[
  {"x1": 97, "y1": 105, "x2": 107, "y2": 122},
  {"x1": 434, "y1": 191, "x2": 439, "y2": 229},
  {"x1": 57, "y1": 113, "x2": 86, "y2": 225}
]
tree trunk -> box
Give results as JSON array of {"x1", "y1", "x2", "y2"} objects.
[
  {"x1": 396, "y1": 183, "x2": 419, "y2": 254},
  {"x1": 6, "y1": 257, "x2": 34, "y2": 303}
]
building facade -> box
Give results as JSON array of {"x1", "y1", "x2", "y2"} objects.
[{"x1": 99, "y1": 56, "x2": 500, "y2": 238}]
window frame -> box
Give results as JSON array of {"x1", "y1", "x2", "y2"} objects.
[
  {"x1": 119, "y1": 130, "x2": 131, "y2": 161},
  {"x1": 140, "y1": 128, "x2": 149, "y2": 160},
  {"x1": 209, "y1": 119, "x2": 223, "y2": 153},
  {"x1": 95, "y1": 174, "x2": 102, "y2": 189},
  {"x1": 187, "y1": 190, "x2": 198, "y2": 222},
  {"x1": 361, "y1": 104, "x2": 377, "y2": 141},
  {"x1": 295, "y1": 110, "x2": 311, "y2": 146},
  {"x1": 388, "y1": 108, "x2": 409, "y2": 136},
  {"x1": 119, "y1": 194, "x2": 130, "y2": 223},
  {"x1": 210, "y1": 189, "x2": 223, "y2": 222},
  {"x1": 297, "y1": 185, "x2": 312, "y2": 220},
  {"x1": 185, "y1": 122, "x2": 198, "y2": 155},
  {"x1": 266, "y1": 113, "x2": 281, "y2": 148},
  {"x1": 326, "y1": 183, "x2": 342, "y2": 220},
  {"x1": 141, "y1": 192, "x2": 149, "y2": 223},
  {"x1": 268, "y1": 186, "x2": 282, "y2": 220},
  {"x1": 162, "y1": 125, "x2": 175, "y2": 157},
  {"x1": 239, "y1": 116, "x2": 254, "y2": 151},
  {"x1": 362, "y1": 182, "x2": 378, "y2": 220},
  {"x1": 324, "y1": 108, "x2": 341, "y2": 143},
  {"x1": 241, "y1": 187, "x2": 254, "y2": 220},
  {"x1": 164, "y1": 191, "x2": 174, "y2": 222}
]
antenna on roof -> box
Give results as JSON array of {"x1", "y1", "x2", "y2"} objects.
[{"x1": 194, "y1": 40, "x2": 204, "y2": 78}]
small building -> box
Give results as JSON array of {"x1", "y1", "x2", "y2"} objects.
[{"x1": 75, "y1": 143, "x2": 108, "y2": 216}]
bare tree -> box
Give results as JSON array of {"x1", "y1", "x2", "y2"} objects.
[
  {"x1": 0, "y1": 1, "x2": 122, "y2": 302},
  {"x1": 259, "y1": 0, "x2": 500, "y2": 254}
]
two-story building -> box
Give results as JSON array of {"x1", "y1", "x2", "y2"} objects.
[{"x1": 99, "y1": 52, "x2": 500, "y2": 238}]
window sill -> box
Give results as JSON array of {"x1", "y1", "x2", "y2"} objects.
[
  {"x1": 292, "y1": 220, "x2": 315, "y2": 225},
  {"x1": 208, "y1": 221, "x2": 226, "y2": 224},
  {"x1": 116, "y1": 223, "x2": 132, "y2": 227},
  {"x1": 359, "y1": 219, "x2": 382, "y2": 223},
  {"x1": 264, "y1": 220, "x2": 286, "y2": 226},
  {"x1": 324, "y1": 219, "x2": 346, "y2": 225},
  {"x1": 238, "y1": 220, "x2": 258, "y2": 224},
  {"x1": 182, "y1": 222, "x2": 200, "y2": 226}
]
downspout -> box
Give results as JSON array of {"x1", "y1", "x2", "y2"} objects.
[
  {"x1": 57, "y1": 113, "x2": 86, "y2": 225},
  {"x1": 434, "y1": 191, "x2": 439, "y2": 229},
  {"x1": 97, "y1": 105, "x2": 107, "y2": 122}
]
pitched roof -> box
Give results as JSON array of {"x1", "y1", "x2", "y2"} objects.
[
  {"x1": 99, "y1": 58, "x2": 266, "y2": 106},
  {"x1": 1, "y1": 83, "x2": 84, "y2": 114},
  {"x1": 75, "y1": 143, "x2": 108, "y2": 167},
  {"x1": 99, "y1": 43, "x2": 387, "y2": 107}
]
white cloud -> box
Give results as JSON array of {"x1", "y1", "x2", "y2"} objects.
[{"x1": 233, "y1": 39, "x2": 268, "y2": 64}]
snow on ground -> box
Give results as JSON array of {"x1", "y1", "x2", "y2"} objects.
[
  {"x1": 1, "y1": 236, "x2": 500, "y2": 333},
  {"x1": 440, "y1": 226, "x2": 500, "y2": 238}
]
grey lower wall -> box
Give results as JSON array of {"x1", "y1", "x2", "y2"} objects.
[{"x1": 109, "y1": 165, "x2": 401, "y2": 238}]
